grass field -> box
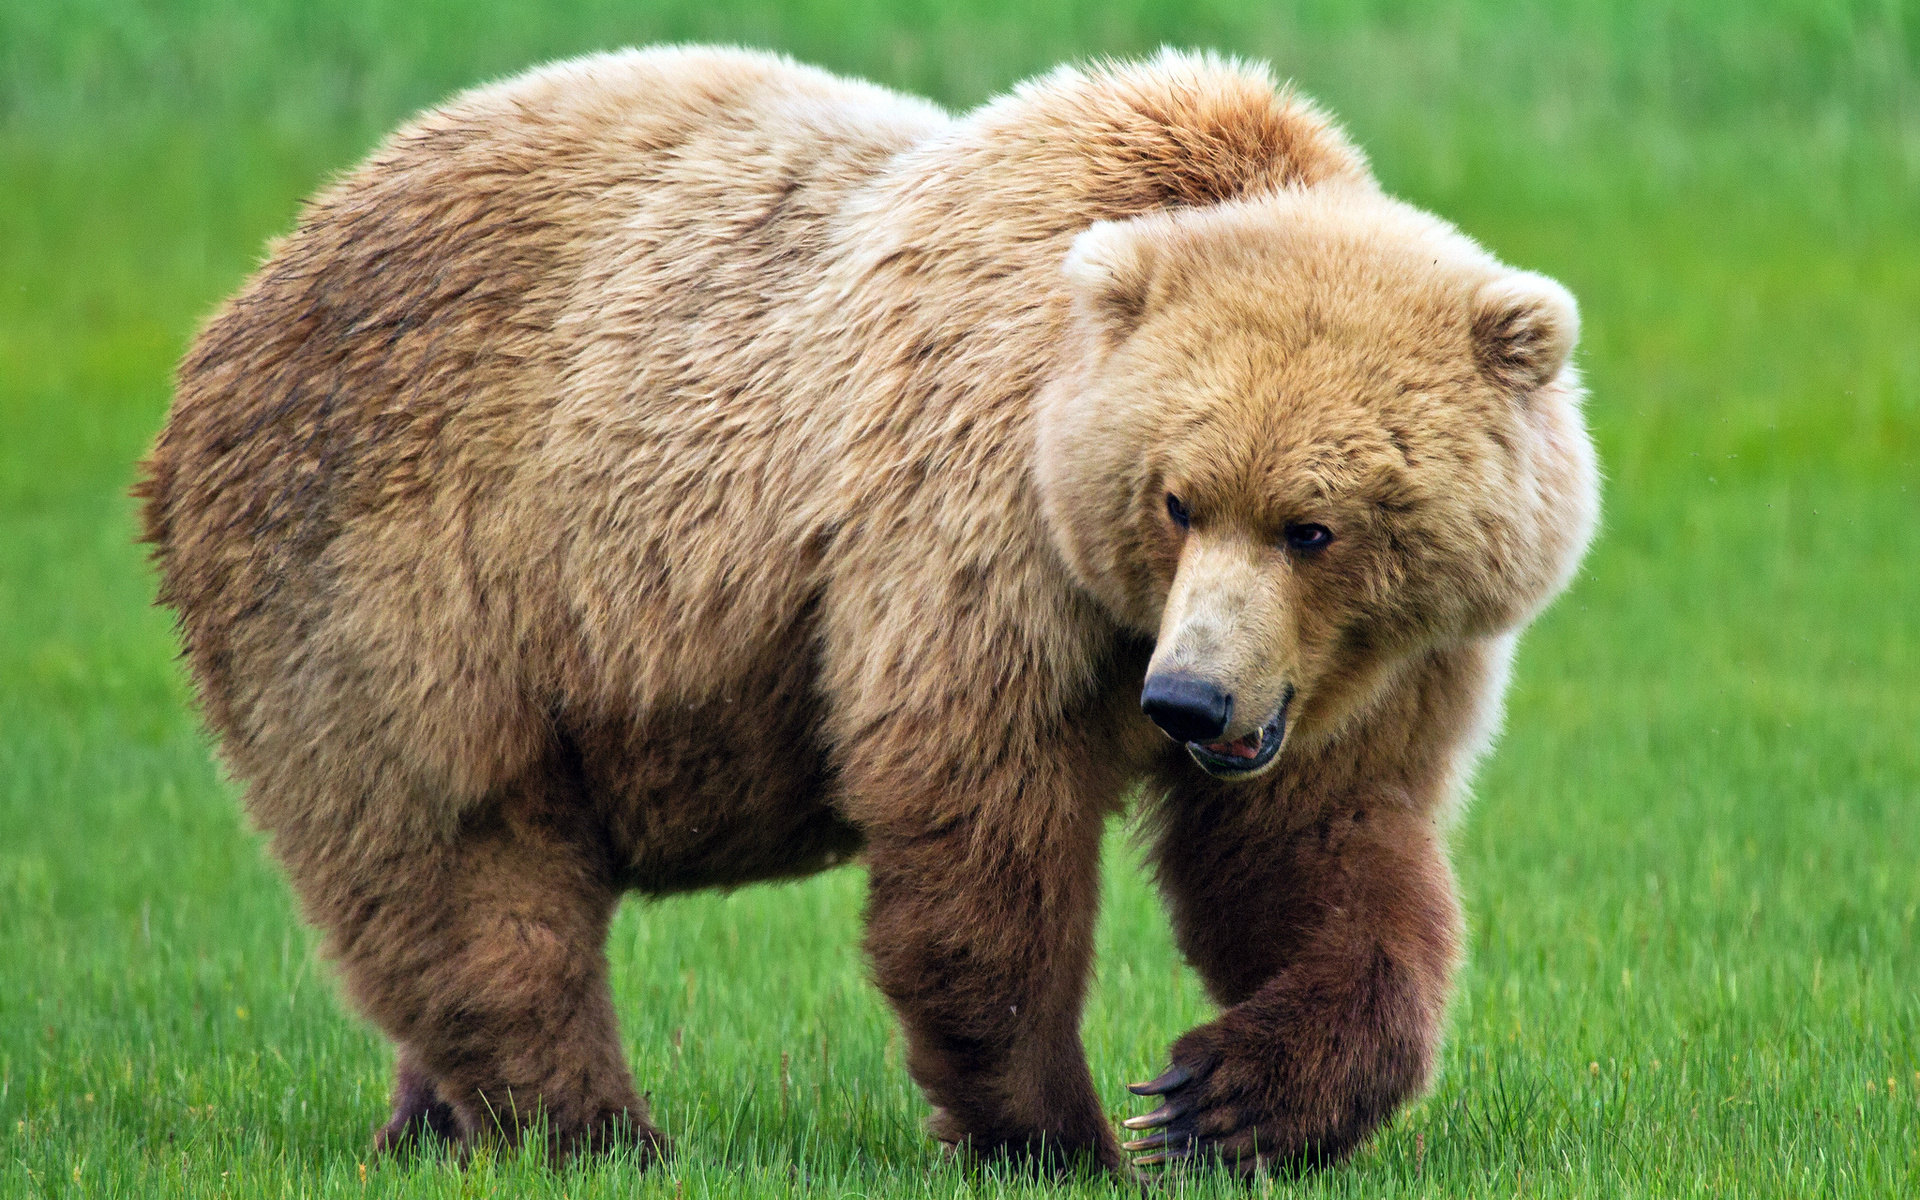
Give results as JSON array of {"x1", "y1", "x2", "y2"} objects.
[{"x1": 3, "y1": 1, "x2": 1917, "y2": 1196}]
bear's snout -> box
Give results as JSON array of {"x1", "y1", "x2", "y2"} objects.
[{"x1": 1140, "y1": 673, "x2": 1234, "y2": 744}]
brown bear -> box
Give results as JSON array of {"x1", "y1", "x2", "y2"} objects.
[{"x1": 136, "y1": 46, "x2": 1598, "y2": 1178}]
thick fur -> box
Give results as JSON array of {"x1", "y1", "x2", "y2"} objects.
[{"x1": 137, "y1": 46, "x2": 1598, "y2": 1175}]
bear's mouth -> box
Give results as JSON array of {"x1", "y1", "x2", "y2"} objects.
[{"x1": 1186, "y1": 689, "x2": 1291, "y2": 779}]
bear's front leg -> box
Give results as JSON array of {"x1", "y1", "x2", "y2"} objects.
[
  {"x1": 372, "y1": 1044, "x2": 460, "y2": 1153},
  {"x1": 1131, "y1": 773, "x2": 1461, "y2": 1176},
  {"x1": 860, "y1": 794, "x2": 1122, "y2": 1174},
  {"x1": 820, "y1": 543, "x2": 1148, "y2": 1176}
]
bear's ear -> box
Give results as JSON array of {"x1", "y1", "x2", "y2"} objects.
[
  {"x1": 1471, "y1": 271, "x2": 1579, "y2": 393},
  {"x1": 1063, "y1": 220, "x2": 1163, "y2": 345}
]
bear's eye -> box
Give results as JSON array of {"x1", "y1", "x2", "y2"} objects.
[
  {"x1": 1166, "y1": 494, "x2": 1191, "y2": 530},
  {"x1": 1284, "y1": 523, "x2": 1334, "y2": 553}
]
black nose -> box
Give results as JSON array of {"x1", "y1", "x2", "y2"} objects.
[{"x1": 1140, "y1": 674, "x2": 1233, "y2": 744}]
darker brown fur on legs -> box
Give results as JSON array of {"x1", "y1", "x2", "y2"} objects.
[
  {"x1": 837, "y1": 629, "x2": 1150, "y2": 1176},
  {"x1": 374, "y1": 1045, "x2": 460, "y2": 1153},
  {"x1": 317, "y1": 769, "x2": 668, "y2": 1164},
  {"x1": 864, "y1": 812, "x2": 1116, "y2": 1172},
  {"x1": 1128, "y1": 753, "x2": 1460, "y2": 1176}
]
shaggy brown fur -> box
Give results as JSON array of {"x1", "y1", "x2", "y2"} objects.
[{"x1": 137, "y1": 46, "x2": 1597, "y2": 1177}]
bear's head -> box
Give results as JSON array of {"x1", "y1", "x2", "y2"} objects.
[{"x1": 1036, "y1": 183, "x2": 1598, "y2": 780}]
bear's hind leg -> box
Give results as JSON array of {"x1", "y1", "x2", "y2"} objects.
[{"x1": 319, "y1": 772, "x2": 667, "y2": 1164}]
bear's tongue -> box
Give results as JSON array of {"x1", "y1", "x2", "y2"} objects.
[{"x1": 1202, "y1": 730, "x2": 1264, "y2": 760}]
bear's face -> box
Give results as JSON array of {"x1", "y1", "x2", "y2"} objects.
[{"x1": 1037, "y1": 187, "x2": 1598, "y2": 780}]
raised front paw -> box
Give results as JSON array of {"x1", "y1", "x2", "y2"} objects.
[
  {"x1": 1121, "y1": 1055, "x2": 1273, "y2": 1177},
  {"x1": 1120, "y1": 1025, "x2": 1396, "y2": 1177}
]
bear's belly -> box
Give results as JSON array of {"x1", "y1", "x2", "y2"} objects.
[{"x1": 566, "y1": 618, "x2": 860, "y2": 895}]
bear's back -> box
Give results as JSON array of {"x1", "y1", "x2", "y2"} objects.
[
  {"x1": 137, "y1": 47, "x2": 949, "y2": 818},
  {"x1": 143, "y1": 45, "x2": 945, "y2": 637}
]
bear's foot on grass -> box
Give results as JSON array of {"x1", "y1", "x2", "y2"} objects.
[
  {"x1": 545, "y1": 1108, "x2": 673, "y2": 1165},
  {"x1": 372, "y1": 1081, "x2": 671, "y2": 1167},
  {"x1": 372, "y1": 1054, "x2": 460, "y2": 1154},
  {"x1": 925, "y1": 1106, "x2": 1132, "y2": 1182}
]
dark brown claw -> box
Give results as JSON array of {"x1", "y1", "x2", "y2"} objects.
[
  {"x1": 1122, "y1": 1050, "x2": 1274, "y2": 1177},
  {"x1": 1132, "y1": 1148, "x2": 1195, "y2": 1168},
  {"x1": 1121, "y1": 1103, "x2": 1176, "y2": 1131},
  {"x1": 1121, "y1": 1131, "x2": 1178, "y2": 1151},
  {"x1": 1127, "y1": 1064, "x2": 1193, "y2": 1096}
]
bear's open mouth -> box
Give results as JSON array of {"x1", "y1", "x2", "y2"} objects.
[{"x1": 1186, "y1": 689, "x2": 1292, "y2": 778}]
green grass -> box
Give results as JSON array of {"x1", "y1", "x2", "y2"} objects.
[{"x1": 3, "y1": 1, "x2": 1917, "y2": 1196}]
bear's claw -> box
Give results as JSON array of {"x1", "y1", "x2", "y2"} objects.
[
  {"x1": 1121, "y1": 1102, "x2": 1177, "y2": 1130},
  {"x1": 1125, "y1": 1063, "x2": 1192, "y2": 1096},
  {"x1": 1119, "y1": 1052, "x2": 1267, "y2": 1177},
  {"x1": 1130, "y1": 1147, "x2": 1198, "y2": 1168}
]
